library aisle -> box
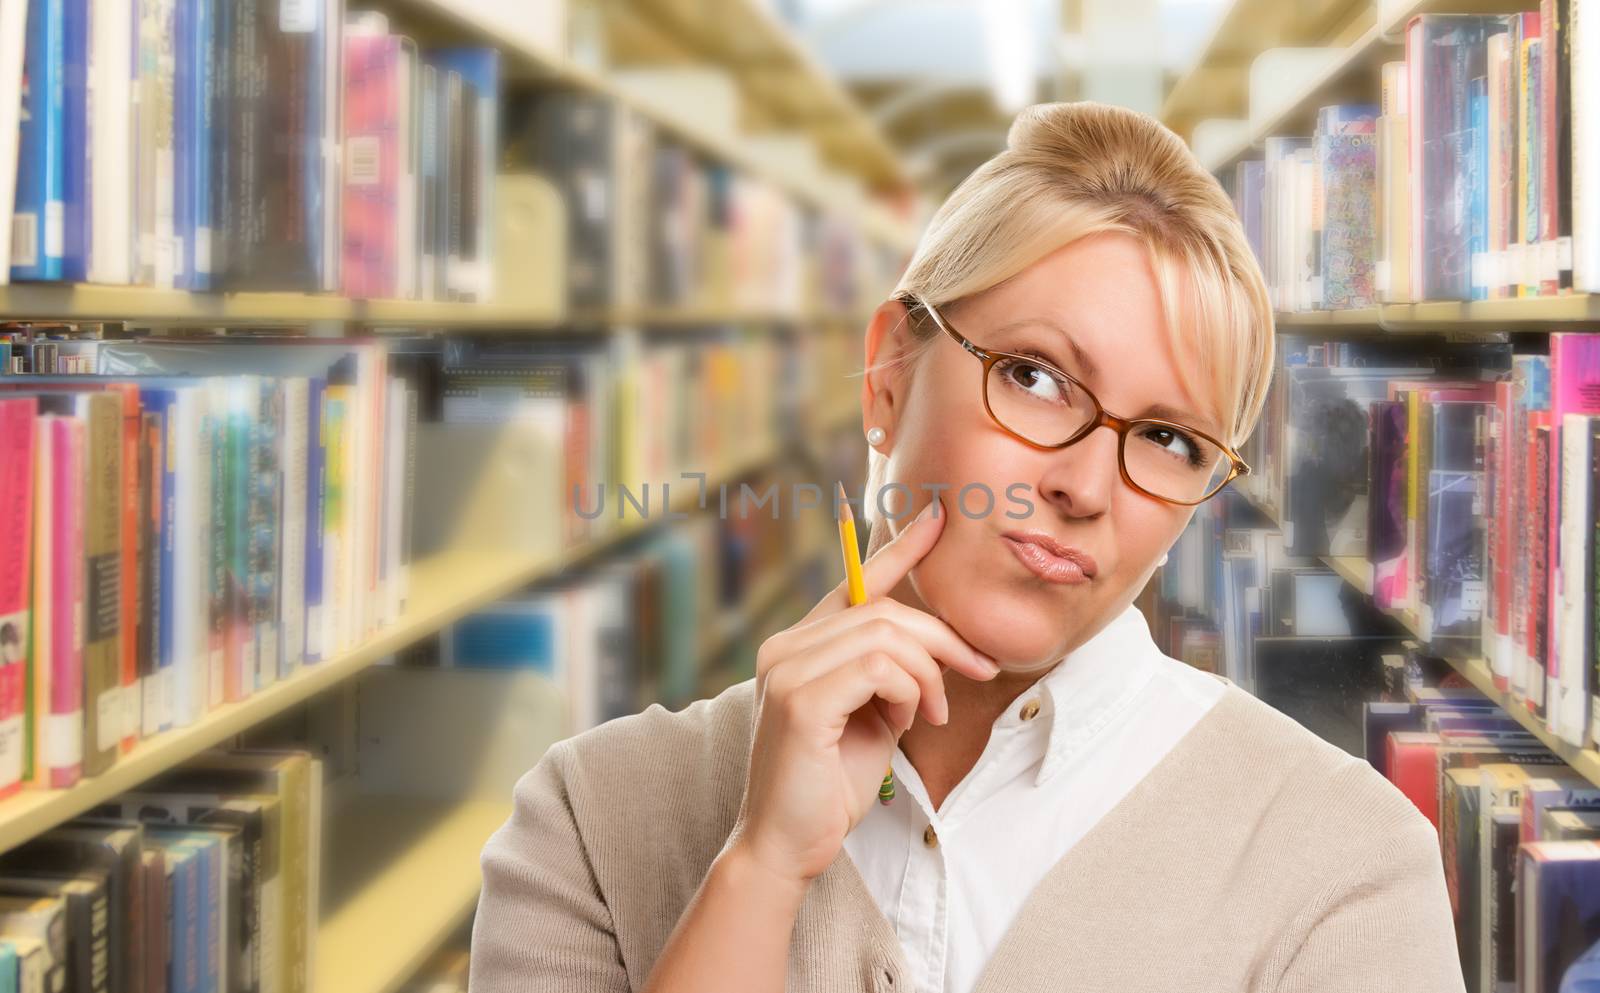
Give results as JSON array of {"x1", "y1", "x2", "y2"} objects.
[{"x1": 0, "y1": 0, "x2": 1594, "y2": 990}]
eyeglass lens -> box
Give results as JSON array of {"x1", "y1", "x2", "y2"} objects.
[{"x1": 985, "y1": 355, "x2": 1232, "y2": 503}]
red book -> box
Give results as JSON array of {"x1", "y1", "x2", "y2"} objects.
[
  {"x1": 1543, "y1": 335, "x2": 1600, "y2": 702},
  {"x1": 341, "y1": 28, "x2": 405, "y2": 300},
  {"x1": 1387, "y1": 730, "x2": 1443, "y2": 828},
  {"x1": 0, "y1": 397, "x2": 36, "y2": 798},
  {"x1": 48, "y1": 416, "x2": 86, "y2": 789}
]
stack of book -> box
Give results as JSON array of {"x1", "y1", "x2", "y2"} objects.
[
  {"x1": 0, "y1": 747, "x2": 321, "y2": 993},
  {"x1": 0, "y1": 332, "x2": 417, "y2": 795}
]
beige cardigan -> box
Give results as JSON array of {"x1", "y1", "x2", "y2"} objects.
[{"x1": 468, "y1": 673, "x2": 1467, "y2": 992}]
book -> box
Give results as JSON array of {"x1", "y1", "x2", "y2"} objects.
[{"x1": 0, "y1": 398, "x2": 35, "y2": 798}]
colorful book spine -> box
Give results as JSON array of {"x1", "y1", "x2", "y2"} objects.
[
  {"x1": 78, "y1": 393, "x2": 122, "y2": 779},
  {"x1": 58, "y1": 0, "x2": 90, "y2": 281},
  {"x1": 0, "y1": 398, "x2": 35, "y2": 799},
  {"x1": 10, "y1": 0, "x2": 67, "y2": 281},
  {"x1": 47, "y1": 416, "x2": 85, "y2": 789},
  {"x1": 341, "y1": 28, "x2": 402, "y2": 300},
  {"x1": 302, "y1": 380, "x2": 326, "y2": 665},
  {"x1": 174, "y1": 0, "x2": 216, "y2": 290}
]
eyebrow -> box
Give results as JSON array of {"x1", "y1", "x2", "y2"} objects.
[{"x1": 993, "y1": 316, "x2": 1221, "y2": 437}]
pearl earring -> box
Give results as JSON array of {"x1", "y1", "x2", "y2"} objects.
[
  {"x1": 1157, "y1": 553, "x2": 1169, "y2": 566},
  {"x1": 866, "y1": 426, "x2": 886, "y2": 446}
]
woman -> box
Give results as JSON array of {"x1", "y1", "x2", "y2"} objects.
[{"x1": 468, "y1": 102, "x2": 1464, "y2": 993}]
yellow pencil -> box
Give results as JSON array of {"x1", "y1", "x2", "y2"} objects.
[{"x1": 835, "y1": 482, "x2": 894, "y2": 805}]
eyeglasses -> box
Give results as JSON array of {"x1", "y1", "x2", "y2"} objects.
[{"x1": 899, "y1": 294, "x2": 1250, "y2": 506}]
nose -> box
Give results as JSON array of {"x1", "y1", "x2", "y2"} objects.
[{"x1": 1035, "y1": 422, "x2": 1120, "y2": 518}]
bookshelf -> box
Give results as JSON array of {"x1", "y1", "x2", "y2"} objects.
[
  {"x1": 1232, "y1": 478, "x2": 1600, "y2": 792},
  {"x1": 317, "y1": 795, "x2": 513, "y2": 993},
  {"x1": 0, "y1": 425, "x2": 836, "y2": 856}
]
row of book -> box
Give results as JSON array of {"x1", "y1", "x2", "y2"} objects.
[
  {"x1": 504, "y1": 87, "x2": 897, "y2": 315},
  {"x1": 1229, "y1": 333, "x2": 1600, "y2": 739},
  {"x1": 393, "y1": 455, "x2": 833, "y2": 727},
  {"x1": 1225, "y1": 6, "x2": 1600, "y2": 310},
  {"x1": 0, "y1": 334, "x2": 416, "y2": 797},
  {"x1": 435, "y1": 330, "x2": 806, "y2": 554},
  {"x1": 0, "y1": 0, "x2": 499, "y2": 301},
  {"x1": 1369, "y1": 675, "x2": 1600, "y2": 993},
  {"x1": 0, "y1": 748, "x2": 320, "y2": 993}
]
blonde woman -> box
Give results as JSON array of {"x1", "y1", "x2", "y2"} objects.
[{"x1": 469, "y1": 102, "x2": 1463, "y2": 993}]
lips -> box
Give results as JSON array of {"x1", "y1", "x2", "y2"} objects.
[{"x1": 1001, "y1": 530, "x2": 1098, "y2": 584}]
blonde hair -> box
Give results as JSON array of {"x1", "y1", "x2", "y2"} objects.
[{"x1": 868, "y1": 101, "x2": 1274, "y2": 517}]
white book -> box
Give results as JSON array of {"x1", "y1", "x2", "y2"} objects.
[
  {"x1": 279, "y1": 379, "x2": 309, "y2": 678},
  {"x1": 0, "y1": 0, "x2": 27, "y2": 281},
  {"x1": 1556, "y1": 414, "x2": 1594, "y2": 748},
  {"x1": 173, "y1": 386, "x2": 212, "y2": 727},
  {"x1": 87, "y1": 0, "x2": 134, "y2": 283},
  {"x1": 1575, "y1": 0, "x2": 1600, "y2": 290},
  {"x1": 381, "y1": 379, "x2": 407, "y2": 626}
]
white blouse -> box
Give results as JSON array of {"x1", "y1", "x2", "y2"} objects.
[{"x1": 841, "y1": 602, "x2": 1227, "y2": 993}]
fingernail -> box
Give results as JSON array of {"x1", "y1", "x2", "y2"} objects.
[{"x1": 982, "y1": 656, "x2": 1002, "y2": 676}]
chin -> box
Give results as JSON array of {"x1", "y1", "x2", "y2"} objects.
[{"x1": 913, "y1": 564, "x2": 1098, "y2": 672}]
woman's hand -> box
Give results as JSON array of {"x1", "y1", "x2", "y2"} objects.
[{"x1": 726, "y1": 496, "x2": 1001, "y2": 887}]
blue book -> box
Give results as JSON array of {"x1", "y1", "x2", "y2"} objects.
[
  {"x1": 152, "y1": 840, "x2": 200, "y2": 993},
  {"x1": 140, "y1": 387, "x2": 181, "y2": 735},
  {"x1": 304, "y1": 0, "x2": 335, "y2": 290},
  {"x1": 174, "y1": 0, "x2": 216, "y2": 290},
  {"x1": 165, "y1": 833, "x2": 220, "y2": 993},
  {"x1": 1469, "y1": 75, "x2": 1489, "y2": 301},
  {"x1": 0, "y1": 939, "x2": 15, "y2": 993},
  {"x1": 58, "y1": 0, "x2": 89, "y2": 280},
  {"x1": 304, "y1": 378, "x2": 326, "y2": 663},
  {"x1": 11, "y1": 0, "x2": 66, "y2": 281}
]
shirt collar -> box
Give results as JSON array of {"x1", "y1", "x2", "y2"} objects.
[{"x1": 1000, "y1": 602, "x2": 1162, "y2": 787}]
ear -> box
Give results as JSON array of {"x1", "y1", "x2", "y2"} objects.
[{"x1": 862, "y1": 298, "x2": 915, "y2": 448}]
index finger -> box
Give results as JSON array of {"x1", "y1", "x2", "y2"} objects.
[{"x1": 805, "y1": 494, "x2": 946, "y2": 622}]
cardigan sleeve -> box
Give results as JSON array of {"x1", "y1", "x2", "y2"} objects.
[
  {"x1": 469, "y1": 740, "x2": 633, "y2": 993},
  {"x1": 1272, "y1": 815, "x2": 1467, "y2": 993}
]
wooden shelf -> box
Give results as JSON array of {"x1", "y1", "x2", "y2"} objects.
[
  {"x1": 0, "y1": 283, "x2": 565, "y2": 328},
  {"x1": 0, "y1": 544, "x2": 543, "y2": 855},
  {"x1": 1163, "y1": 0, "x2": 1374, "y2": 137},
  {"x1": 1275, "y1": 308, "x2": 1384, "y2": 330},
  {"x1": 1381, "y1": 295, "x2": 1600, "y2": 328},
  {"x1": 317, "y1": 795, "x2": 512, "y2": 993}
]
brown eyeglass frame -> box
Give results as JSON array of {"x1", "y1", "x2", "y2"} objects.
[{"x1": 897, "y1": 294, "x2": 1251, "y2": 507}]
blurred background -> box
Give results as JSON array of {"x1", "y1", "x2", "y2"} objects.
[{"x1": 1, "y1": 0, "x2": 1599, "y2": 990}]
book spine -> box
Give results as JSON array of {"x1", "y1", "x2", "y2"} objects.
[
  {"x1": 249, "y1": 380, "x2": 282, "y2": 689},
  {"x1": 0, "y1": 399, "x2": 35, "y2": 798},
  {"x1": 279, "y1": 379, "x2": 308, "y2": 679},
  {"x1": 59, "y1": 0, "x2": 90, "y2": 281},
  {"x1": 48, "y1": 417, "x2": 85, "y2": 788},
  {"x1": 115, "y1": 388, "x2": 139, "y2": 754},
  {"x1": 1575, "y1": 0, "x2": 1600, "y2": 289},
  {"x1": 10, "y1": 0, "x2": 67, "y2": 281},
  {"x1": 340, "y1": 33, "x2": 399, "y2": 299},
  {"x1": 28, "y1": 418, "x2": 54, "y2": 788},
  {"x1": 87, "y1": 0, "x2": 133, "y2": 285},
  {"x1": 302, "y1": 380, "x2": 325, "y2": 665},
  {"x1": 80, "y1": 396, "x2": 123, "y2": 778}
]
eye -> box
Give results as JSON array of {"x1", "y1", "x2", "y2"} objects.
[
  {"x1": 1138, "y1": 424, "x2": 1209, "y2": 467},
  {"x1": 994, "y1": 354, "x2": 1074, "y2": 405}
]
